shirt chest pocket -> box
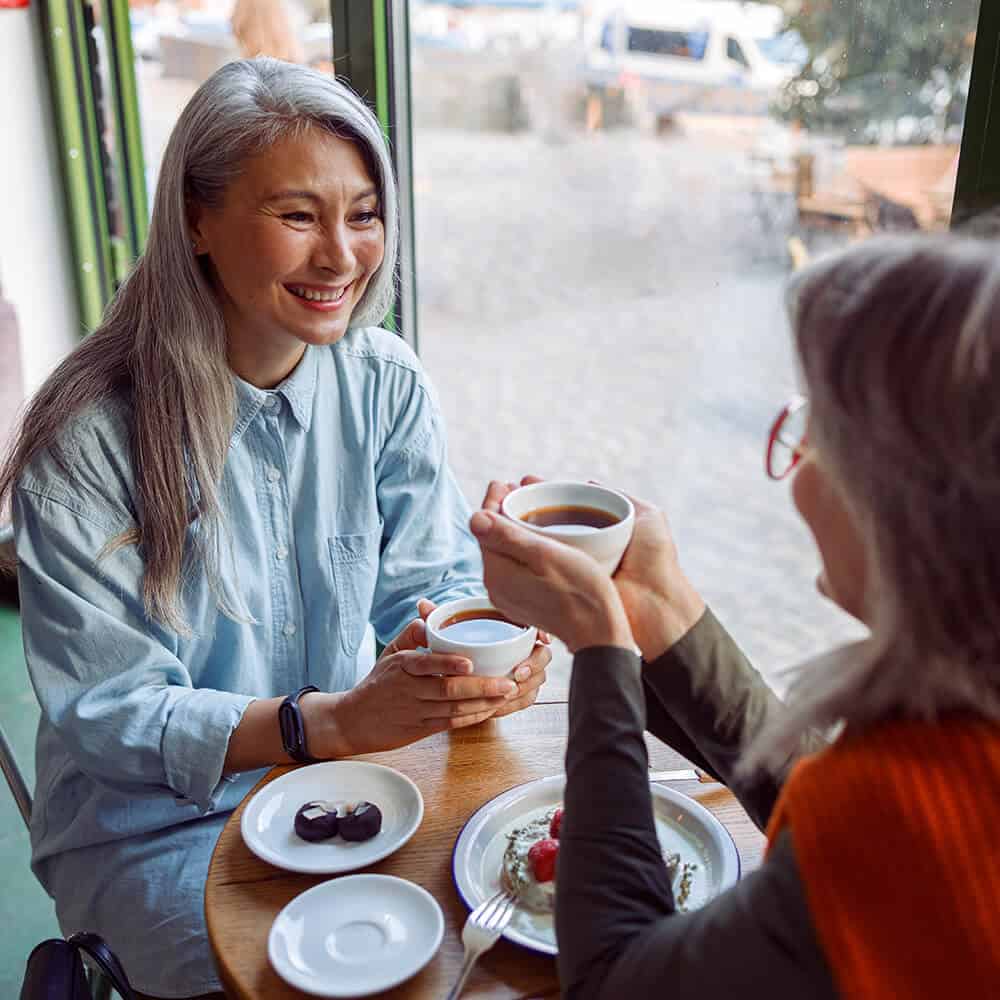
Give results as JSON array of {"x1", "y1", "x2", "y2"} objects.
[{"x1": 328, "y1": 525, "x2": 382, "y2": 656}]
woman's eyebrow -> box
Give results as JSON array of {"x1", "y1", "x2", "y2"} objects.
[
  {"x1": 262, "y1": 187, "x2": 378, "y2": 203},
  {"x1": 263, "y1": 189, "x2": 321, "y2": 203}
]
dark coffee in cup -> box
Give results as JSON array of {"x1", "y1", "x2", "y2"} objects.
[
  {"x1": 520, "y1": 505, "x2": 621, "y2": 530},
  {"x1": 440, "y1": 608, "x2": 525, "y2": 644}
]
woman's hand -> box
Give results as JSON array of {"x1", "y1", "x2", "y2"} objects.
[
  {"x1": 469, "y1": 510, "x2": 634, "y2": 653},
  {"x1": 416, "y1": 599, "x2": 551, "y2": 717},
  {"x1": 611, "y1": 494, "x2": 705, "y2": 661},
  {"x1": 309, "y1": 617, "x2": 521, "y2": 757},
  {"x1": 481, "y1": 475, "x2": 543, "y2": 513}
]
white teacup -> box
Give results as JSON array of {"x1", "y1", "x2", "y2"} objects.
[
  {"x1": 425, "y1": 598, "x2": 537, "y2": 677},
  {"x1": 500, "y1": 481, "x2": 635, "y2": 574}
]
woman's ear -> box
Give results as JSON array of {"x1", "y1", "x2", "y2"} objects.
[{"x1": 186, "y1": 200, "x2": 207, "y2": 255}]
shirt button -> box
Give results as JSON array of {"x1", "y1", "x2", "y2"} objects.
[
  {"x1": 263, "y1": 395, "x2": 279, "y2": 409},
  {"x1": 275, "y1": 545, "x2": 288, "y2": 561},
  {"x1": 267, "y1": 467, "x2": 281, "y2": 483},
  {"x1": 283, "y1": 623, "x2": 297, "y2": 637}
]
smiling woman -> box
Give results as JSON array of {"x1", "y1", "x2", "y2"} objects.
[
  {"x1": 0, "y1": 59, "x2": 549, "y2": 1000},
  {"x1": 191, "y1": 129, "x2": 387, "y2": 388}
]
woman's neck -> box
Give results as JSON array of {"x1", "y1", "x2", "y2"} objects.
[{"x1": 227, "y1": 341, "x2": 307, "y2": 390}]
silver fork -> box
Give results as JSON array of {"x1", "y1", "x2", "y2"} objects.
[{"x1": 446, "y1": 890, "x2": 518, "y2": 1000}]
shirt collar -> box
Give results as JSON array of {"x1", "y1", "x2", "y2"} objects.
[
  {"x1": 230, "y1": 346, "x2": 318, "y2": 448},
  {"x1": 276, "y1": 345, "x2": 318, "y2": 431}
]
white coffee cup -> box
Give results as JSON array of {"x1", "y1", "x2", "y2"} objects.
[
  {"x1": 425, "y1": 598, "x2": 538, "y2": 677},
  {"x1": 500, "y1": 481, "x2": 635, "y2": 574}
]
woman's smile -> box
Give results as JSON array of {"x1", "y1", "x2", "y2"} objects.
[{"x1": 285, "y1": 281, "x2": 354, "y2": 311}]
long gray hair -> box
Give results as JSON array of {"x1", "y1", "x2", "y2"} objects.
[
  {"x1": 0, "y1": 58, "x2": 399, "y2": 631},
  {"x1": 747, "y1": 234, "x2": 1000, "y2": 774}
]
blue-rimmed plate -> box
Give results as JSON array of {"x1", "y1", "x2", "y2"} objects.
[{"x1": 451, "y1": 774, "x2": 741, "y2": 955}]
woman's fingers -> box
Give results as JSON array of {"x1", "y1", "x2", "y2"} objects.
[
  {"x1": 433, "y1": 706, "x2": 501, "y2": 731},
  {"x1": 380, "y1": 618, "x2": 426, "y2": 657},
  {"x1": 420, "y1": 695, "x2": 511, "y2": 720},
  {"x1": 421, "y1": 672, "x2": 518, "y2": 702},
  {"x1": 481, "y1": 479, "x2": 514, "y2": 513},
  {"x1": 492, "y1": 674, "x2": 546, "y2": 717},
  {"x1": 511, "y1": 642, "x2": 552, "y2": 683},
  {"x1": 416, "y1": 598, "x2": 436, "y2": 621},
  {"x1": 470, "y1": 510, "x2": 549, "y2": 574},
  {"x1": 396, "y1": 650, "x2": 472, "y2": 677},
  {"x1": 481, "y1": 475, "x2": 544, "y2": 513}
]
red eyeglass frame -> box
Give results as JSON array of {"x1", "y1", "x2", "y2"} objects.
[{"x1": 765, "y1": 394, "x2": 809, "y2": 481}]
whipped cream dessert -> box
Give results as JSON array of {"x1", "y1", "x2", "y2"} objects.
[{"x1": 502, "y1": 812, "x2": 559, "y2": 913}]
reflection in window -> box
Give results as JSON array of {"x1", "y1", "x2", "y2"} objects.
[
  {"x1": 727, "y1": 37, "x2": 750, "y2": 70},
  {"x1": 599, "y1": 19, "x2": 614, "y2": 53},
  {"x1": 627, "y1": 28, "x2": 709, "y2": 61}
]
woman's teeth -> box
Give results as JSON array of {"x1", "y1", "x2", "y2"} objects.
[{"x1": 288, "y1": 285, "x2": 347, "y2": 302}]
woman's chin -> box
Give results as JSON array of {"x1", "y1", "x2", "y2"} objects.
[{"x1": 290, "y1": 319, "x2": 351, "y2": 347}]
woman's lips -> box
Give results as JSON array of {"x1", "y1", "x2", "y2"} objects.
[{"x1": 285, "y1": 282, "x2": 352, "y2": 312}]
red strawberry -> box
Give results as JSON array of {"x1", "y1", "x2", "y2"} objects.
[
  {"x1": 549, "y1": 807, "x2": 564, "y2": 840},
  {"x1": 528, "y1": 837, "x2": 559, "y2": 883}
]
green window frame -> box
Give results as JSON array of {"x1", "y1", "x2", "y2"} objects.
[
  {"x1": 331, "y1": 0, "x2": 418, "y2": 349},
  {"x1": 953, "y1": 1, "x2": 1000, "y2": 226},
  {"x1": 39, "y1": 0, "x2": 147, "y2": 332}
]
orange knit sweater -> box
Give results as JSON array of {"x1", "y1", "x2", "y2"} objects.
[{"x1": 766, "y1": 717, "x2": 1000, "y2": 998}]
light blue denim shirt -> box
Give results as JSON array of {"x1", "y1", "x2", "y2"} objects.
[{"x1": 13, "y1": 328, "x2": 483, "y2": 997}]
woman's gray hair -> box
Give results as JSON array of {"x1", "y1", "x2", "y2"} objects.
[
  {"x1": 0, "y1": 59, "x2": 398, "y2": 632},
  {"x1": 746, "y1": 234, "x2": 1000, "y2": 775}
]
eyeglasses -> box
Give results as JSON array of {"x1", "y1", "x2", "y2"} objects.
[{"x1": 766, "y1": 395, "x2": 809, "y2": 480}]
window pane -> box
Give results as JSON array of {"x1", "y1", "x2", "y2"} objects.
[
  {"x1": 408, "y1": 0, "x2": 982, "y2": 697},
  {"x1": 130, "y1": 0, "x2": 332, "y2": 198}
]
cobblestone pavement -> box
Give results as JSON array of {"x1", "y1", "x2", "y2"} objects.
[{"x1": 413, "y1": 124, "x2": 865, "y2": 696}]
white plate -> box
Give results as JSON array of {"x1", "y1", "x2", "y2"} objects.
[
  {"x1": 451, "y1": 774, "x2": 741, "y2": 955},
  {"x1": 241, "y1": 761, "x2": 423, "y2": 874},
  {"x1": 268, "y1": 874, "x2": 444, "y2": 997}
]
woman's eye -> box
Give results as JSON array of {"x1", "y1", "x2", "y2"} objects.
[
  {"x1": 282, "y1": 211, "x2": 314, "y2": 223},
  {"x1": 354, "y1": 211, "x2": 379, "y2": 224}
]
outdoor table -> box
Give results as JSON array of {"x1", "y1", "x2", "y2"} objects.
[{"x1": 206, "y1": 699, "x2": 765, "y2": 999}]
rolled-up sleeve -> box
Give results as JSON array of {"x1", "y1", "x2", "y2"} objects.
[
  {"x1": 369, "y1": 378, "x2": 483, "y2": 642},
  {"x1": 14, "y1": 486, "x2": 254, "y2": 812}
]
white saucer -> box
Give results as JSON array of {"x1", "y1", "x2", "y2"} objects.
[
  {"x1": 241, "y1": 761, "x2": 423, "y2": 874},
  {"x1": 268, "y1": 874, "x2": 444, "y2": 997},
  {"x1": 452, "y1": 774, "x2": 740, "y2": 955}
]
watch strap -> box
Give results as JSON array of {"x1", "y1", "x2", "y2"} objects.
[{"x1": 279, "y1": 685, "x2": 320, "y2": 764}]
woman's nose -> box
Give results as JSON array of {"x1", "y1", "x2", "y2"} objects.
[{"x1": 314, "y1": 224, "x2": 356, "y2": 274}]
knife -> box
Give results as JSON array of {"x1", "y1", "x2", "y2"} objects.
[{"x1": 648, "y1": 768, "x2": 714, "y2": 782}]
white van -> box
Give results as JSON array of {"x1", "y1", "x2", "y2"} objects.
[{"x1": 583, "y1": 0, "x2": 805, "y2": 118}]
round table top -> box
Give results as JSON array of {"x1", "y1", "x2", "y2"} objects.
[{"x1": 205, "y1": 701, "x2": 765, "y2": 999}]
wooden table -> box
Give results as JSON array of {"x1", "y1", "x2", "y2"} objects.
[{"x1": 206, "y1": 700, "x2": 765, "y2": 999}]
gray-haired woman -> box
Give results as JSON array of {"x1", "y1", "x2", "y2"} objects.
[
  {"x1": 475, "y1": 236, "x2": 1000, "y2": 999},
  {"x1": 1, "y1": 59, "x2": 548, "y2": 999}
]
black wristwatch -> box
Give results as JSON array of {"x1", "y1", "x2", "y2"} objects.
[{"x1": 278, "y1": 685, "x2": 320, "y2": 764}]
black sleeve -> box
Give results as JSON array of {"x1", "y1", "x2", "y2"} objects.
[
  {"x1": 556, "y1": 647, "x2": 836, "y2": 1000},
  {"x1": 642, "y1": 608, "x2": 828, "y2": 829}
]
